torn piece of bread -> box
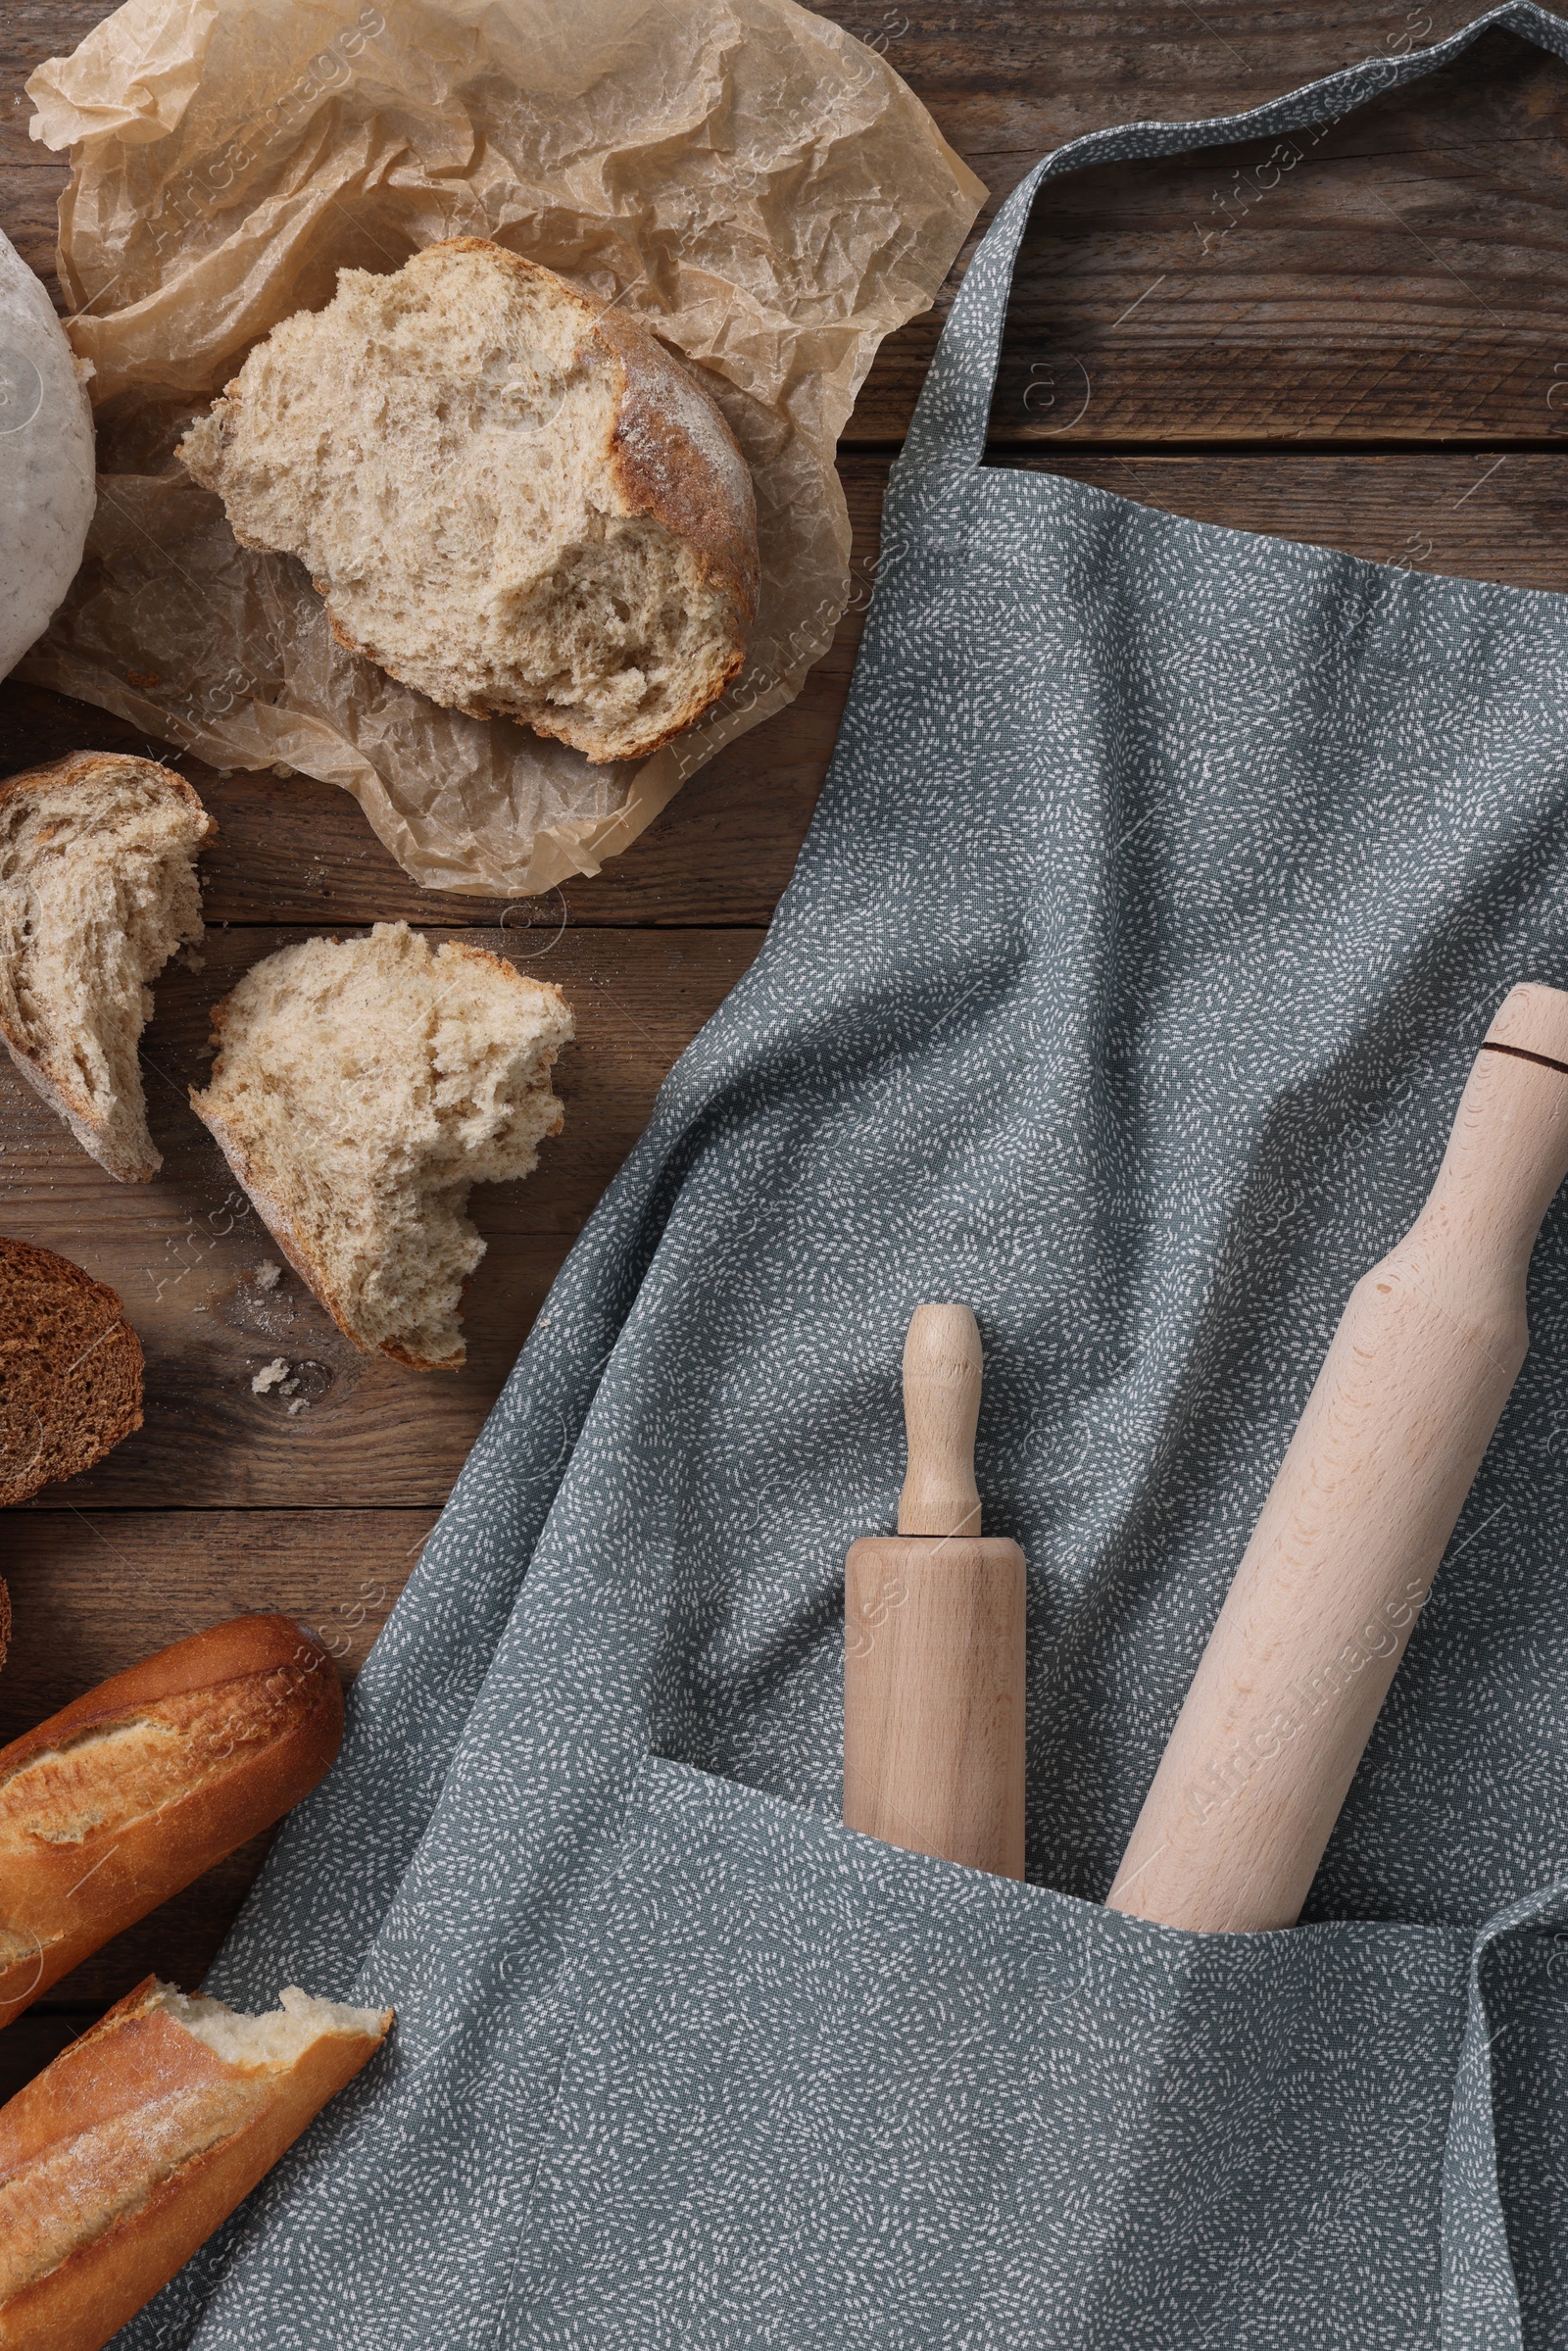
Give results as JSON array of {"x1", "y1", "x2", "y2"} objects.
[
  {"x1": 0, "y1": 1235, "x2": 143, "y2": 1507},
  {"x1": 190, "y1": 921, "x2": 573, "y2": 1371},
  {"x1": 178, "y1": 237, "x2": 760, "y2": 763},
  {"x1": 0, "y1": 1974, "x2": 391, "y2": 2351},
  {"x1": 0, "y1": 753, "x2": 214, "y2": 1181}
]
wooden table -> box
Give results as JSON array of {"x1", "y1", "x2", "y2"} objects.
[{"x1": 6, "y1": 0, "x2": 1568, "y2": 2102}]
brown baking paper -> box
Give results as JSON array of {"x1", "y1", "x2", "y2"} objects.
[{"x1": 23, "y1": 0, "x2": 983, "y2": 896}]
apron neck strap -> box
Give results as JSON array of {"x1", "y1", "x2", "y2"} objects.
[{"x1": 903, "y1": 2, "x2": 1568, "y2": 473}]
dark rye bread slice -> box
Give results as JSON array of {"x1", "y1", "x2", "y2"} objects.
[{"x1": 0, "y1": 1236, "x2": 144, "y2": 1507}]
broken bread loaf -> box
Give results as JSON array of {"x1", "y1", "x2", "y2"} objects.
[
  {"x1": 190, "y1": 921, "x2": 573, "y2": 1370},
  {"x1": 178, "y1": 237, "x2": 760, "y2": 763},
  {"x1": 0, "y1": 1975, "x2": 391, "y2": 2351},
  {"x1": 0, "y1": 1234, "x2": 143, "y2": 1507},
  {"x1": 0, "y1": 752, "x2": 213, "y2": 1180}
]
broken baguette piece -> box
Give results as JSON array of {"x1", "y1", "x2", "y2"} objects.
[
  {"x1": 0, "y1": 1615, "x2": 343, "y2": 2030},
  {"x1": 0, "y1": 1975, "x2": 391, "y2": 2351},
  {"x1": 190, "y1": 920, "x2": 573, "y2": 1369},
  {"x1": 0, "y1": 753, "x2": 214, "y2": 1180}
]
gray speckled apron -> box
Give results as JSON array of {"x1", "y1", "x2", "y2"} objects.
[{"x1": 125, "y1": 10, "x2": 1568, "y2": 2346}]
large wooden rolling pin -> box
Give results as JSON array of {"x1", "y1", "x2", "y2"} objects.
[
  {"x1": 844, "y1": 1304, "x2": 1027, "y2": 1878},
  {"x1": 1110, "y1": 982, "x2": 1568, "y2": 1933}
]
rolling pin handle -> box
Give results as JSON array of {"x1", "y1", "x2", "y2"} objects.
[{"x1": 898, "y1": 1302, "x2": 984, "y2": 1539}]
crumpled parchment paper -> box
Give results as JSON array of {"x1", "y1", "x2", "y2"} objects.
[{"x1": 23, "y1": 0, "x2": 983, "y2": 896}]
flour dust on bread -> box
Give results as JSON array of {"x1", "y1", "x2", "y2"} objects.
[
  {"x1": 0, "y1": 225, "x2": 95, "y2": 685},
  {"x1": 190, "y1": 921, "x2": 573, "y2": 1370},
  {"x1": 0, "y1": 1975, "x2": 390, "y2": 2351},
  {"x1": 179, "y1": 238, "x2": 760, "y2": 763},
  {"x1": 0, "y1": 753, "x2": 213, "y2": 1181}
]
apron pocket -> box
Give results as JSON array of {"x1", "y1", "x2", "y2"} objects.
[{"x1": 503, "y1": 1758, "x2": 1471, "y2": 2350}]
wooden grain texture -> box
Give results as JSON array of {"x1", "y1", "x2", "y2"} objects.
[
  {"x1": 0, "y1": 1510, "x2": 434, "y2": 2004},
  {"x1": 14, "y1": 7, "x2": 1568, "y2": 445},
  {"x1": 1035, "y1": 450, "x2": 1568, "y2": 588},
  {"x1": 896, "y1": 1302, "x2": 984, "y2": 1542},
  {"x1": 0, "y1": 927, "x2": 761, "y2": 1505},
  {"x1": 863, "y1": 24, "x2": 1568, "y2": 445},
  {"x1": 844, "y1": 1534, "x2": 1028, "y2": 1876},
  {"x1": 1110, "y1": 985, "x2": 1568, "y2": 1933}
]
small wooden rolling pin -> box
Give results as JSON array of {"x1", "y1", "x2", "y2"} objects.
[
  {"x1": 1110, "y1": 982, "x2": 1568, "y2": 1933},
  {"x1": 844, "y1": 1303, "x2": 1027, "y2": 1878}
]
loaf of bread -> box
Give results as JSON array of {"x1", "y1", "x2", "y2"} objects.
[
  {"x1": 0, "y1": 1236, "x2": 143, "y2": 1508},
  {"x1": 190, "y1": 920, "x2": 573, "y2": 1369},
  {"x1": 178, "y1": 237, "x2": 760, "y2": 762},
  {"x1": 0, "y1": 1974, "x2": 391, "y2": 2351},
  {"x1": 0, "y1": 226, "x2": 95, "y2": 685},
  {"x1": 0, "y1": 753, "x2": 214, "y2": 1180},
  {"x1": 0, "y1": 1616, "x2": 343, "y2": 2029}
]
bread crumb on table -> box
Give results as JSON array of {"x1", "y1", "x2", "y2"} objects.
[
  {"x1": 255, "y1": 1261, "x2": 282, "y2": 1290},
  {"x1": 251, "y1": 1356, "x2": 290, "y2": 1395}
]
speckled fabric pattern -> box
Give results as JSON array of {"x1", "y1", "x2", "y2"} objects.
[{"x1": 124, "y1": 11, "x2": 1568, "y2": 2347}]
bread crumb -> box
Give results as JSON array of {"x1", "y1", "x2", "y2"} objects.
[
  {"x1": 287, "y1": 1397, "x2": 310, "y2": 1416},
  {"x1": 252, "y1": 1356, "x2": 289, "y2": 1394},
  {"x1": 255, "y1": 1261, "x2": 282, "y2": 1290}
]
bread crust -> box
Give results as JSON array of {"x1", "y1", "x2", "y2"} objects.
[
  {"x1": 195, "y1": 240, "x2": 759, "y2": 762},
  {"x1": 0, "y1": 1616, "x2": 343, "y2": 2029},
  {"x1": 0, "y1": 753, "x2": 216, "y2": 1183},
  {"x1": 0, "y1": 1236, "x2": 144, "y2": 1507},
  {"x1": 0, "y1": 1977, "x2": 390, "y2": 2351},
  {"x1": 192, "y1": 937, "x2": 567, "y2": 1371}
]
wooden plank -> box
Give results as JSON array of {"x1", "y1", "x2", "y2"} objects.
[
  {"x1": 1, "y1": 926, "x2": 762, "y2": 1505},
  {"x1": 15, "y1": 7, "x2": 1568, "y2": 451},
  {"x1": 0, "y1": 1508, "x2": 435, "y2": 2005},
  {"x1": 1037, "y1": 450, "x2": 1568, "y2": 591},
  {"x1": 0, "y1": 667, "x2": 842, "y2": 932},
  {"x1": 1, "y1": 1506, "x2": 434, "y2": 1722},
  {"x1": 858, "y1": 25, "x2": 1568, "y2": 446}
]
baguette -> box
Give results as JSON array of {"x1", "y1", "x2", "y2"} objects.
[
  {"x1": 0, "y1": 1617, "x2": 343, "y2": 2028},
  {"x1": 0, "y1": 1975, "x2": 391, "y2": 2351}
]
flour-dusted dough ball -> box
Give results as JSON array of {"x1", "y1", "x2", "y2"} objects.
[{"x1": 0, "y1": 227, "x2": 94, "y2": 680}]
